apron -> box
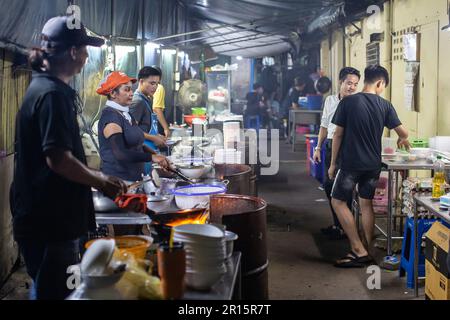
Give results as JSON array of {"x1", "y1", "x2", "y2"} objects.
[{"x1": 135, "y1": 92, "x2": 159, "y2": 174}]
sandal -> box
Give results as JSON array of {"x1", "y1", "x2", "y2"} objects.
[{"x1": 334, "y1": 251, "x2": 372, "y2": 268}]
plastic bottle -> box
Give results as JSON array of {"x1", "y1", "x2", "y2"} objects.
[{"x1": 432, "y1": 156, "x2": 446, "y2": 198}]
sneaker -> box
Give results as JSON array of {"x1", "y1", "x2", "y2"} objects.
[{"x1": 320, "y1": 225, "x2": 337, "y2": 235}]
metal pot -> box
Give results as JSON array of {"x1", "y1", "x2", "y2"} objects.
[{"x1": 92, "y1": 189, "x2": 120, "y2": 212}]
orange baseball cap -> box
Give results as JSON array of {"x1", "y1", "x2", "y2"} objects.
[{"x1": 96, "y1": 71, "x2": 137, "y2": 96}]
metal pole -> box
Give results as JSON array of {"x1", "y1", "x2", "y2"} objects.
[
  {"x1": 216, "y1": 40, "x2": 286, "y2": 54},
  {"x1": 151, "y1": 9, "x2": 318, "y2": 42},
  {"x1": 387, "y1": 169, "x2": 394, "y2": 255},
  {"x1": 414, "y1": 197, "x2": 419, "y2": 297}
]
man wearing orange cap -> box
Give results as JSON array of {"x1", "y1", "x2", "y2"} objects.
[{"x1": 96, "y1": 71, "x2": 170, "y2": 182}]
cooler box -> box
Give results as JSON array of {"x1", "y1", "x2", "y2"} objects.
[
  {"x1": 299, "y1": 95, "x2": 323, "y2": 110},
  {"x1": 308, "y1": 138, "x2": 326, "y2": 185}
]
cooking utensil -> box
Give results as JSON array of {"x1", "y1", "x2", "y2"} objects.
[
  {"x1": 168, "y1": 167, "x2": 196, "y2": 184},
  {"x1": 92, "y1": 189, "x2": 120, "y2": 212},
  {"x1": 127, "y1": 180, "x2": 146, "y2": 193}
]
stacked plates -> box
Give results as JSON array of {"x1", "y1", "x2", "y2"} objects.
[
  {"x1": 214, "y1": 148, "x2": 242, "y2": 164},
  {"x1": 173, "y1": 224, "x2": 226, "y2": 290}
]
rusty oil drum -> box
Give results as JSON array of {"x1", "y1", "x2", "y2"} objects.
[
  {"x1": 210, "y1": 194, "x2": 268, "y2": 300},
  {"x1": 214, "y1": 163, "x2": 257, "y2": 197}
]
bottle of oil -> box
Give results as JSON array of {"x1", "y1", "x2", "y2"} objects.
[{"x1": 432, "y1": 156, "x2": 446, "y2": 198}]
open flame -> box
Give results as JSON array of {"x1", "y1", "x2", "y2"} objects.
[{"x1": 165, "y1": 210, "x2": 209, "y2": 227}]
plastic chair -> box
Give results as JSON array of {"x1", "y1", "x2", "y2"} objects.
[{"x1": 399, "y1": 217, "x2": 436, "y2": 289}]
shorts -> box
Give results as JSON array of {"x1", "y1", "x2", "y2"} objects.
[{"x1": 331, "y1": 169, "x2": 381, "y2": 201}]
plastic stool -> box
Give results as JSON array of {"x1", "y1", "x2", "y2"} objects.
[
  {"x1": 399, "y1": 217, "x2": 436, "y2": 289},
  {"x1": 245, "y1": 115, "x2": 261, "y2": 130}
]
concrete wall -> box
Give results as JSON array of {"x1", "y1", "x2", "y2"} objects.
[
  {"x1": 322, "y1": 0, "x2": 450, "y2": 139},
  {"x1": 0, "y1": 155, "x2": 18, "y2": 284}
]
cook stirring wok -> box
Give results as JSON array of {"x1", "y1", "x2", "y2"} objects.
[{"x1": 96, "y1": 71, "x2": 171, "y2": 185}]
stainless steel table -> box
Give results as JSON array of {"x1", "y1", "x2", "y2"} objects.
[
  {"x1": 183, "y1": 252, "x2": 241, "y2": 300},
  {"x1": 381, "y1": 158, "x2": 450, "y2": 257},
  {"x1": 288, "y1": 109, "x2": 321, "y2": 152},
  {"x1": 412, "y1": 195, "x2": 450, "y2": 297}
]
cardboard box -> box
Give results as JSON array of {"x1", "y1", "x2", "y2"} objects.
[{"x1": 425, "y1": 221, "x2": 450, "y2": 300}]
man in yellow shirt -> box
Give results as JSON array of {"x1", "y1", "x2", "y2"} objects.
[{"x1": 152, "y1": 67, "x2": 170, "y2": 138}]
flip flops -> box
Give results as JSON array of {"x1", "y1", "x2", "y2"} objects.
[{"x1": 334, "y1": 251, "x2": 374, "y2": 268}]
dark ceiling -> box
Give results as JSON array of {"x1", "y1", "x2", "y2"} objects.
[{"x1": 167, "y1": 0, "x2": 384, "y2": 57}]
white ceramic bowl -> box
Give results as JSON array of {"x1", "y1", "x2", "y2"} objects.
[
  {"x1": 81, "y1": 239, "x2": 116, "y2": 276},
  {"x1": 177, "y1": 165, "x2": 206, "y2": 179},
  {"x1": 173, "y1": 185, "x2": 226, "y2": 209},
  {"x1": 185, "y1": 270, "x2": 224, "y2": 290},
  {"x1": 224, "y1": 231, "x2": 238, "y2": 258},
  {"x1": 174, "y1": 224, "x2": 225, "y2": 238},
  {"x1": 81, "y1": 272, "x2": 124, "y2": 289}
]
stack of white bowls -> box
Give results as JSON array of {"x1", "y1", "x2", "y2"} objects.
[
  {"x1": 214, "y1": 148, "x2": 242, "y2": 164},
  {"x1": 173, "y1": 224, "x2": 227, "y2": 290}
]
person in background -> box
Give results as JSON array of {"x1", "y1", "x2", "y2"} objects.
[
  {"x1": 289, "y1": 76, "x2": 317, "y2": 109},
  {"x1": 151, "y1": 66, "x2": 171, "y2": 138},
  {"x1": 97, "y1": 71, "x2": 170, "y2": 182},
  {"x1": 329, "y1": 65, "x2": 411, "y2": 268},
  {"x1": 244, "y1": 83, "x2": 265, "y2": 129},
  {"x1": 10, "y1": 16, "x2": 127, "y2": 300},
  {"x1": 130, "y1": 66, "x2": 167, "y2": 174},
  {"x1": 313, "y1": 67, "x2": 361, "y2": 240}
]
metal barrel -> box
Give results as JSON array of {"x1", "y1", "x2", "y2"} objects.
[
  {"x1": 210, "y1": 194, "x2": 268, "y2": 300},
  {"x1": 214, "y1": 164, "x2": 252, "y2": 196}
]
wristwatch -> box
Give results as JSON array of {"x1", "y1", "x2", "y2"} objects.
[{"x1": 314, "y1": 146, "x2": 321, "y2": 151}]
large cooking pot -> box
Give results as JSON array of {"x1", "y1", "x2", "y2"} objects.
[{"x1": 214, "y1": 164, "x2": 253, "y2": 196}]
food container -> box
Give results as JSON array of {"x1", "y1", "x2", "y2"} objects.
[
  {"x1": 172, "y1": 184, "x2": 227, "y2": 209},
  {"x1": 409, "y1": 148, "x2": 432, "y2": 159},
  {"x1": 382, "y1": 137, "x2": 397, "y2": 155}
]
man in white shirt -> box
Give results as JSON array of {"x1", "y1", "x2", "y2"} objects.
[{"x1": 313, "y1": 67, "x2": 361, "y2": 239}]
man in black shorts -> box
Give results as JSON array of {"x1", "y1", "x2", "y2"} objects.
[{"x1": 329, "y1": 65, "x2": 411, "y2": 268}]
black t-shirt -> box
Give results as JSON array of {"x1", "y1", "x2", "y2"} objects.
[
  {"x1": 289, "y1": 84, "x2": 316, "y2": 107},
  {"x1": 10, "y1": 73, "x2": 95, "y2": 241},
  {"x1": 331, "y1": 93, "x2": 402, "y2": 171},
  {"x1": 245, "y1": 92, "x2": 263, "y2": 116}
]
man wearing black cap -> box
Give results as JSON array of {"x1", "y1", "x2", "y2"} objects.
[{"x1": 11, "y1": 15, "x2": 127, "y2": 300}]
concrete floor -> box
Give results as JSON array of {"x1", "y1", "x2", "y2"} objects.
[
  {"x1": 261, "y1": 141, "x2": 422, "y2": 300},
  {"x1": 0, "y1": 140, "x2": 424, "y2": 300}
]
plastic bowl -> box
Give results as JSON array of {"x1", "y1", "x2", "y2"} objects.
[
  {"x1": 86, "y1": 236, "x2": 152, "y2": 260},
  {"x1": 172, "y1": 184, "x2": 226, "y2": 209}
]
